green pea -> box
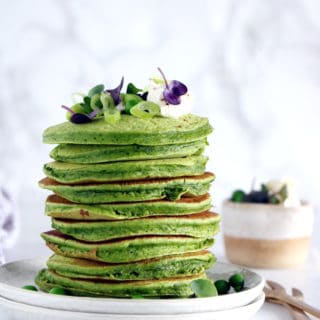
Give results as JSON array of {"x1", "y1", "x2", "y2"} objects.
[
  {"x1": 214, "y1": 280, "x2": 230, "y2": 295},
  {"x1": 66, "y1": 104, "x2": 84, "y2": 120},
  {"x1": 22, "y1": 285, "x2": 38, "y2": 291},
  {"x1": 231, "y1": 190, "x2": 246, "y2": 202},
  {"x1": 49, "y1": 287, "x2": 67, "y2": 295},
  {"x1": 229, "y1": 273, "x2": 244, "y2": 291}
]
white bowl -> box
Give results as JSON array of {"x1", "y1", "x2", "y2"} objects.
[
  {"x1": 222, "y1": 200, "x2": 314, "y2": 268},
  {"x1": 0, "y1": 293, "x2": 265, "y2": 320}
]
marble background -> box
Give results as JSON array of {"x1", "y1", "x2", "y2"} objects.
[{"x1": 0, "y1": 0, "x2": 319, "y2": 261}]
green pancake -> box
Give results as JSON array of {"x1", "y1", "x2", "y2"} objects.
[
  {"x1": 50, "y1": 139, "x2": 207, "y2": 164},
  {"x1": 43, "y1": 156, "x2": 208, "y2": 184},
  {"x1": 42, "y1": 230, "x2": 214, "y2": 263},
  {"x1": 43, "y1": 114, "x2": 213, "y2": 146},
  {"x1": 45, "y1": 194, "x2": 212, "y2": 220},
  {"x1": 47, "y1": 251, "x2": 215, "y2": 280},
  {"x1": 36, "y1": 269, "x2": 206, "y2": 298},
  {"x1": 51, "y1": 212, "x2": 220, "y2": 242},
  {"x1": 39, "y1": 172, "x2": 215, "y2": 204}
]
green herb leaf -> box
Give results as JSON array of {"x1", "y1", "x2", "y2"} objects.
[
  {"x1": 90, "y1": 93, "x2": 103, "y2": 110},
  {"x1": 88, "y1": 84, "x2": 105, "y2": 98},
  {"x1": 126, "y1": 83, "x2": 142, "y2": 94},
  {"x1": 190, "y1": 279, "x2": 218, "y2": 298},
  {"x1": 22, "y1": 285, "x2": 38, "y2": 291},
  {"x1": 81, "y1": 96, "x2": 93, "y2": 113},
  {"x1": 49, "y1": 287, "x2": 68, "y2": 295},
  {"x1": 131, "y1": 294, "x2": 144, "y2": 299}
]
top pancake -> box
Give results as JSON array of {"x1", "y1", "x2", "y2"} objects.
[{"x1": 43, "y1": 114, "x2": 213, "y2": 145}]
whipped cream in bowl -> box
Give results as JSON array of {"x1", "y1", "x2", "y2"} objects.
[{"x1": 145, "y1": 78, "x2": 192, "y2": 118}]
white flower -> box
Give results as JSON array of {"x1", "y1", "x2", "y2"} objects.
[{"x1": 266, "y1": 178, "x2": 300, "y2": 207}]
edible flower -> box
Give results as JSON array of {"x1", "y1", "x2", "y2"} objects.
[
  {"x1": 157, "y1": 67, "x2": 188, "y2": 105},
  {"x1": 61, "y1": 105, "x2": 100, "y2": 124}
]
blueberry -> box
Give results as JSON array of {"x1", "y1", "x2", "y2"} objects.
[{"x1": 247, "y1": 191, "x2": 269, "y2": 203}]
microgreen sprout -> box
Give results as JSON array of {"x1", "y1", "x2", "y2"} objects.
[
  {"x1": 105, "y1": 77, "x2": 124, "y2": 105},
  {"x1": 61, "y1": 105, "x2": 99, "y2": 124}
]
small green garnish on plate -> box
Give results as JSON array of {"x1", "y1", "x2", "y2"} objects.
[
  {"x1": 131, "y1": 294, "x2": 144, "y2": 299},
  {"x1": 49, "y1": 287, "x2": 68, "y2": 295},
  {"x1": 22, "y1": 285, "x2": 38, "y2": 291},
  {"x1": 190, "y1": 279, "x2": 218, "y2": 298},
  {"x1": 130, "y1": 101, "x2": 160, "y2": 119},
  {"x1": 214, "y1": 279, "x2": 230, "y2": 295}
]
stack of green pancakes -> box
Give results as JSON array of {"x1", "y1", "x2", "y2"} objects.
[{"x1": 36, "y1": 114, "x2": 220, "y2": 298}]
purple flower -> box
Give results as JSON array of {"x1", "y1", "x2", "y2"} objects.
[
  {"x1": 157, "y1": 68, "x2": 188, "y2": 105},
  {"x1": 61, "y1": 105, "x2": 99, "y2": 124},
  {"x1": 106, "y1": 77, "x2": 124, "y2": 105}
]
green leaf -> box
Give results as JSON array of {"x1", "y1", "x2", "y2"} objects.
[
  {"x1": 49, "y1": 287, "x2": 68, "y2": 295},
  {"x1": 81, "y1": 96, "x2": 93, "y2": 113},
  {"x1": 190, "y1": 279, "x2": 218, "y2": 298},
  {"x1": 22, "y1": 285, "x2": 38, "y2": 291},
  {"x1": 131, "y1": 294, "x2": 144, "y2": 299},
  {"x1": 126, "y1": 83, "x2": 142, "y2": 94},
  {"x1": 261, "y1": 184, "x2": 268, "y2": 192},
  {"x1": 90, "y1": 93, "x2": 103, "y2": 110},
  {"x1": 88, "y1": 84, "x2": 105, "y2": 97}
]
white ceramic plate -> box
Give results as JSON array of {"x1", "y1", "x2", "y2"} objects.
[
  {"x1": 0, "y1": 293, "x2": 265, "y2": 320},
  {"x1": 0, "y1": 257, "x2": 264, "y2": 315}
]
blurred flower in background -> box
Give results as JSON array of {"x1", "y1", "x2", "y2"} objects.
[{"x1": 0, "y1": 189, "x2": 19, "y2": 264}]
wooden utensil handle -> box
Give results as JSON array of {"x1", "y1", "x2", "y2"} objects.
[{"x1": 283, "y1": 295, "x2": 320, "y2": 318}]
